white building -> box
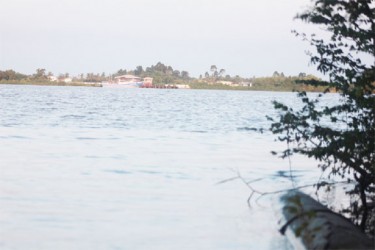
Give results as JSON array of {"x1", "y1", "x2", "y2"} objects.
[
  {"x1": 48, "y1": 76, "x2": 58, "y2": 82},
  {"x1": 239, "y1": 82, "x2": 253, "y2": 87},
  {"x1": 114, "y1": 75, "x2": 142, "y2": 84},
  {"x1": 63, "y1": 78, "x2": 72, "y2": 83},
  {"x1": 217, "y1": 80, "x2": 233, "y2": 86}
]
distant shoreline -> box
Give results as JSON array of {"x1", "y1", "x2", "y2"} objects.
[
  {"x1": 0, "y1": 81, "x2": 332, "y2": 93},
  {"x1": 0, "y1": 81, "x2": 102, "y2": 87}
]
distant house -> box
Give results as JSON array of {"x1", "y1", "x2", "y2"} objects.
[
  {"x1": 114, "y1": 75, "x2": 142, "y2": 84},
  {"x1": 143, "y1": 77, "x2": 153, "y2": 87},
  {"x1": 217, "y1": 80, "x2": 233, "y2": 86},
  {"x1": 239, "y1": 82, "x2": 253, "y2": 87},
  {"x1": 63, "y1": 78, "x2": 72, "y2": 83},
  {"x1": 175, "y1": 84, "x2": 190, "y2": 89},
  {"x1": 48, "y1": 76, "x2": 57, "y2": 82},
  {"x1": 217, "y1": 80, "x2": 242, "y2": 87},
  {"x1": 217, "y1": 80, "x2": 252, "y2": 87},
  {"x1": 112, "y1": 75, "x2": 153, "y2": 87}
]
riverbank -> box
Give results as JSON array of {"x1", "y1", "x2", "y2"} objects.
[
  {"x1": 188, "y1": 82, "x2": 330, "y2": 92},
  {"x1": 0, "y1": 80, "x2": 102, "y2": 87},
  {"x1": 0, "y1": 80, "x2": 333, "y2": 93}
]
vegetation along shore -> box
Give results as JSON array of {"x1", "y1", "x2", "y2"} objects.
[{"x1": 0, "y1": 65, "x2": 330, "y2": 92}]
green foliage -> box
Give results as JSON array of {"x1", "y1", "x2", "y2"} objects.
[
  {"x1": 269, "y1": 0, "x2": 374, "y2": 234},
  {"x1": 33, "y1": 68, "x2": 47, "y2": 80},
  {"x1": 84, "y1": 73, "x2": 106, "y2": 82},
  {"x1": 252, "y1": 75, "x2": 326, "y2": 92},
  {"x1": 2, "y1": 63, "x2": 326, "y2": 91},
  {"x1": 0, "y1": 70, "x2": 27, "y2": 81},
  {"x1": 202, "y1": 65, "x2": 227, "y2": 83},
  {"x1": 189, "y1": 81, "x2": 248, "y2": 90},
  {"x1": 116, "y1": 62, "x2": 191, "y2": 84}
]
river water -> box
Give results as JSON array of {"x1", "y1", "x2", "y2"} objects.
[{"x1": 0, "y1": 85, "x2": 329, "y2": 249}]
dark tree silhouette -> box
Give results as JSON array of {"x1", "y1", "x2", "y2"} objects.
[{"x1": 268, "y1": 0, "x2": 374, "y2": 234}]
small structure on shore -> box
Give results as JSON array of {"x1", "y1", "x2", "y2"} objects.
[
  {"x1": 140, "y1": 84, "x2": 190, "y2": 89},
  {"x1": 217, "y1": 80, "x2": 234, "y2": 86},
  {"x1": 175, "y1": 84, "x2": 190, "y2": 89},
  {"x1": 48, "y1": 76, "x2": 58, "y2": 82},
  {"x1": 143, "y1": 77, "x2": 153, "y2": 87},
  {"x1": 63, "y1": 77, "x2": 72, "y2": 83},
  {"x1": 103, "y1": 75, "x2": 154, "y2": 88},
  {"x1": 103, "y1": 75, "x2": 190, "y2": 89},
  {"x1": 239, "y1": 81, "x2": 252, "y2": 87},
  {"x1": 114, "y1": 75, "x2": 143, "y2": 86}
]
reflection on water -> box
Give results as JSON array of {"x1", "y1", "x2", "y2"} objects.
[{"x1": 0, "y1": 85, "x2": 329, "y2": 249}]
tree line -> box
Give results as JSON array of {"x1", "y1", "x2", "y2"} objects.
[{"x1": 1, "y1": 62, "x2": 325, "y2": 91}]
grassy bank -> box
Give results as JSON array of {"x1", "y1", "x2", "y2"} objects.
[
  {"x1": 1, "y1": 80, "x2": 331, "y2": 93},
  {"x1": 188, "y1": 81, "x2": 329, "y2": 92}
]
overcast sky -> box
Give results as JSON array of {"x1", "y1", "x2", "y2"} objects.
[{"x1": 0, "y1": 0, "x2": 324, "y2": 78}]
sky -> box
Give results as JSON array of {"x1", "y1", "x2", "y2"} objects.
[{"x1": 0, "y1": 0, "x2": 325, "y2": 78}]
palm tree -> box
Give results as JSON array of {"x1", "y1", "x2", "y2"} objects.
[{"x1": 210, "y1": 65, "x2": 217, "y2": 77}]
